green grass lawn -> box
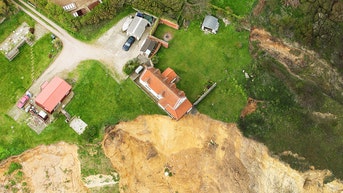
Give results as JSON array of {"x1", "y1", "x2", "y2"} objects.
[
  {"x1": 0, "y1": 32, "x2": 62, "y2": 159},
  {"x1": 37, "y1": 60, "x2": 163, "y2": 141},
  {"x1": 0, "y1": 58, "x2": 162, "y2": 160},
  {"x1": 63, "y1": 60, "x2": 162, "y2": 129},
  {"x1": 211, "y1": 0, "x2": 256, "y2": 16},
  {"x1": 153, "y1": 24, "x2": 178, "y2": 40},
  {"x1": 155, "y1": 20, "x2": 251, "y2": 122}
]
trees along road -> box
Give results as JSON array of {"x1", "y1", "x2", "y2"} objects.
[{"x1": 15, "y1": 0, "x2": 142, "y2": 95}]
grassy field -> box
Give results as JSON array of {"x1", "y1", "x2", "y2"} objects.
[
  {"x1": 0, "y1": 30, "x2": 62, "y2": 159},
  {"x1": 154, "y1": 21, "x2": 251, "y2": 122}
]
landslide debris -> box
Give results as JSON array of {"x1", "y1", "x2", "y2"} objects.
[
  {"x1": 0, "y1": 142, "x2": 88, "y2": 193},
  {"x1": 250, "y1": 28, "x2": 343, "y2": 103},
  {"x1": 102, "y1": 114, "x2": 343, "y2": 193}
]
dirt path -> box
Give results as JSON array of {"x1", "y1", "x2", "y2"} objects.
[{"x1": 16, "y1": 0, "x2": 142, "y2": 95}]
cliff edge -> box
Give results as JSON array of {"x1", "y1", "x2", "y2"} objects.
[{"x1": 103, "y1": 114, "x2": 343, "y2": 193}]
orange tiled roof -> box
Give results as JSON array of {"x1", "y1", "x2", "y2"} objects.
[
  {"x1": 35, "y1": 77, "x2": 71, "y2": 113},
  {"x1": 161, "y1": 67, "x2": 178, "y2": 83},
  {"x1": 140, "y1": 67, "x2": 192, "y2": 120}
]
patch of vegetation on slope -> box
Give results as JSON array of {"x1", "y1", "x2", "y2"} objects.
[
  {"x1": 251, "y1": 0, "x2": 343, "y2": 72},
  {"x1": 211, "y1": 0, "x2": 256, "y2": 16},
  {"x1": 244, "y1": 0, "x2": 343, "y2": 179},
  {"x1": 239, "y1": 49, "x2": 343, "y2": 179}
]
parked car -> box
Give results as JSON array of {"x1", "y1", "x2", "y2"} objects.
[
  {"x1": 17, "y1": 95, "x2": 29, "y2": 109},
  {"x1": 122, "y1": 36, "x2": 136, "y2": 51}
]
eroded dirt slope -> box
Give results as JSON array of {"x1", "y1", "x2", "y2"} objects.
[
  {"x1": 103, "y1": 114, "x2": 343, "y2": 193},
  {"x1": 0, "y1": 142, "x2": 88, "y2": 193},
  {"x1": 250, "y1": 28, "x2": 343, "y2": 102}
]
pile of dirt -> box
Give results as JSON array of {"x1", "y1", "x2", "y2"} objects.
[
  {"x1": 240, "y1": 97, "x2": 263, "y2": 118},
  {"x1": 102, "y1": 114, "x2": 343, "y2": 193},
  {"x1": 0, "y1": 142, "x2": 87, "y2": 193}
]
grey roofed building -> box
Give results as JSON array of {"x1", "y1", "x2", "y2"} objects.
[
  {"x1": 201, "y1": 15, "x2": 219, "y2": 34},
  {"x1": 140, "y1": 38, "x2": 157, "y2": 57},
  {"x1": 127, "y1": 16, "x2": 150, "y2": 40}
]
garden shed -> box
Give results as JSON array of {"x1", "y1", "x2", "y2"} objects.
[
  {"x1": 201, "y1": 15, "x2": 219, "y2": 34},
  {"x1": 140, "y1": 38, "x2": 157, "y2": 57}
]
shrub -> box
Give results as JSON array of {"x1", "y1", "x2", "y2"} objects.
[
  {"x1": 123, "y1": 58, "x2": 139, "y2": 75},
  {"x1": 81, "y1": 127, "x2": 99, "y2": 143},
  {"x1": 7, "y1": 162, "x2": 22, "y2": 175}
]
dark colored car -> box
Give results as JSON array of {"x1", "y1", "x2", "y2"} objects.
[{"x1": 122, "y1": 36, "x2": 135, "y2": 51}]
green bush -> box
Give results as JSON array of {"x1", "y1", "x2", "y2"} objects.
[
  {"x1": 7, "y1": 162, "x2": 22, "y2": 175},
  {"x1": 123, "y1": 58, "x2": 139, "y2": 75},
  {"x1": 81, "y1": 127, "x2": 99, "y2": 143}
]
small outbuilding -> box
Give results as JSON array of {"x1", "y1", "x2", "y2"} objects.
[
  {"x1": 127, "y1": 16, "x2": 150, "y2": 40},
  {"x1": 35, "y1": 77, "x2": 72, "y2": 113},
  {"x1": 140, "y1": 38, "x2": 157, "y2": 58},
  {"x1": 201, "y1": 15, "x2": 219, "y2": 34}
]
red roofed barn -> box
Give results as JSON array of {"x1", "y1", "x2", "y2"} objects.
[
  {"x1": 139, "y1": 67, "x2": 192, "y2": 120},
  {"x1": 35, "y1": 77, "x2": 72, "y2": 113}
]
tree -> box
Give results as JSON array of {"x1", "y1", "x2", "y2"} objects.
[{"x1": 0, "y1": 0, "x2": 9, "y2": 16}]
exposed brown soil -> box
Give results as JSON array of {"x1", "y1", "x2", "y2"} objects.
[
  {"x1": 252, "y1": 0, "x2": 265, "y2": 16},
  {"x1": 102, "y1": 114, "x2": 343, "y2": 193},
  {"x1": 240, "y1": 97, "x2": 263, "y2": 118},
  {"x1": 0, "y1": 142, "x2": 88, "y2": 193}
]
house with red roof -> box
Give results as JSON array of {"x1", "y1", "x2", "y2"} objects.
[
  {"x1": 35, "y1": 77, "x2": 72, "y2": 113},
  {"x1": 139, "y1": 67, "x2": 193, "y2": 120}
]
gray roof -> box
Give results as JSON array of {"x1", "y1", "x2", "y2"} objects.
[
  {"x1": 140, "y1": 38, "x2": 157, "y2": 52},
  {"x1": 127, "y1": 16, "x2": 150, "y2": 40},
  {"x1": 202, "y1": 15, "x2": 219, "y2": 31}
]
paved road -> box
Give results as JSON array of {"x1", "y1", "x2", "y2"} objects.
[{"x1": 15, "y1": 0, "x2": 143, "y2": 95}]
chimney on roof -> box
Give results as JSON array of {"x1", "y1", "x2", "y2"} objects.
[
  {"x1": 169, "y1": 83, "x2": 176, "y2": 89},
  {"x1": 154, "y1": 68, "x2": 160, "y2": 74},
  {"x1": 178, "y1": 91, "x2": 185, "y2": 96}
]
